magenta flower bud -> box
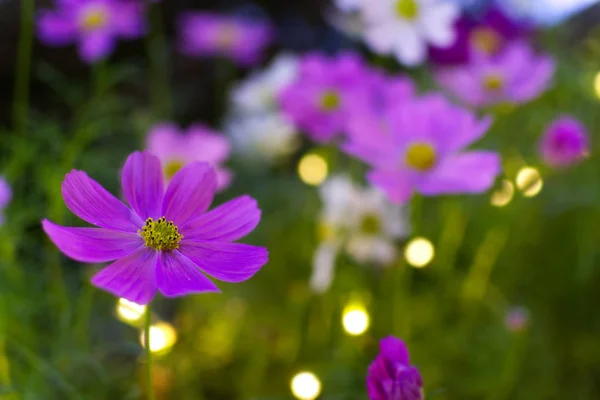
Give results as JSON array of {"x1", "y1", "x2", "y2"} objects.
[
  {"x1": 539, "y1": 116, "x2": 589, "y2": 168},
  {"x1": 367, "y1": 336, "x2": 423, "y2": 400}
]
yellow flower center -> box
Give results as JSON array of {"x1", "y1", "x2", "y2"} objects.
[
  {"x1": 320, "y1": 90, "x2": 341, "y2": 111},
  {"x1": 164, "y1": 160, "x2": 185, "y2": 180},
  {"x1": 405, "y1": 143, "x2": 437, "y2": 171},
  {"x1": 217, "y1": 24, "x2": 238, "y2": 48},
  {"x1": 359, "y1": 213, "x2": 381, "y2": 235},
  {"x1": 470, "y1": 27, "x2": 502, "y2": 55},
  {"x1": 318, "y1": 222, "x2": 338, "y2": 242},
  {"x1": 396, "y1": 0, "x2": 419, "y2": 20},
  {"x1": 81, "y1": 9, "x2": 108, "y2": 31},
  {"x1": 139, "y1": 217, "x2": 183, "y2": 251},
  {"x1": 483, "y1": 73, "x2": 504, "y2": 91}
]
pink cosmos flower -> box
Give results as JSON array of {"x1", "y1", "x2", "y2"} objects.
[
  {"x1": 0, "y1": 177, "x2": 11, "y2": 225},
  {"x1": 435, "y1": 41, "x2": 555, "y2": 107},
  {"x1": 178, "y1": 12, "x2": 272, "y2": 66},
  {"x1": 42, "y1": 151, "x2": 268, "y2": 305},
  {"x1": 278, "y1": 52, "x2": 373, "y2": 143},
  {"x1": 37, "y1": 0, "x2": 145, "y2": 63},
  {"x1": 343, "y1": 94, "x2": 501, "y2": 204},
  {"x1": 539, "y1": 116, "x2": 589, "y2": 168},
  {"x1": 367, "y1": 336, "x2": 423, "y2": 400},
  {"x1": 146, "y1": 122, "x2": 232, "y2": 191}
]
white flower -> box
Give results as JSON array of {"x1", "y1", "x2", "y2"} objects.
[
  {"x1": 360, "y1": 0, "x2": 459, "y2": 66},
  {"x1": 229, "y1": 53, "x2": 299, "y2": 114},
  {"x1": 310, "y1": 176, "x2": 410, "y2": 293},
  {"x1": 225, "y1": 113, "x2": 299, "y2": 163},
  {"x1": 335, "y1": 0, "x2": 363, "y2": 12}
]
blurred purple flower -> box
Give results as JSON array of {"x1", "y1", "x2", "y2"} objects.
[
  {"x1": 278, "y1": 52, "x2": 373, "y2": 143},
  {"x1": 504, "y1": 306, "x2": 529, "y2": 333},
  {"x1": 178, "y1": 13, "x2": 272, "y2": 66},
  {"x1": 436, "y1": 41, "x2": 555, "y2": 107},
  {"x1": 539, "y1": 116, "x2": 589, "y2": 168},
  {"x1": 0, "y1": 177, "x2": 11, "y2": 225},
  {"x1": 343, "y1": 94, "x2": 500, "y2": 204},
  {"x1": 42, "y1": 151, "x2": 267, "y2": 305},
  {"x1": 429, "y1": 6, "x2": 532, "y2": 66},
  {"x1": 367, "y1": 336, "x2": 423, "y2": 400},
  {"x1": 37, "y1": 0, "x2": 145, "y2": 63},
  {"x1": 146, "y1": 122, "x2": 232, "y2": 190}
]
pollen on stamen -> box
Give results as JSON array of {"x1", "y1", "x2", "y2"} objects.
[{"x1": 139, "y1": 217, "x2": 183, "y2": 251}]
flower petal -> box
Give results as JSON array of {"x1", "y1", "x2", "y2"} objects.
[
  {"x1": 380, "y1": 336, "x2": 410, "y2": 364},
  {"x1": 156, "y1": 251, "x2": 220, "y2": 297},
  {"x1": 62, "y1": 170, "x2": 142, "y2": 232},
  {"x1": 78, "y1": 33, "x2": 115, "y2": 63},
  {"x1": 91, "y1": 247, "x2": 158, "y2": 305},
  {"x1": 367, "y1": 169, "x2": 414, "y2": 204},
  {"x1": 121, "y1": 151, "x2": 164, "y2": 221},
  {"x1": 417, "y1": 151, "x2": 501, "y2": 195},
  {"x1": 37, "y1": 11, "x2": 77, "y2": 46},
  {"x1": 42, "y1": 219, "x2": 143, "y2": 263},
  {"x1": 180, "y1": 195, "x2": 261, "y2": 242},
  {"x1": 179, "y1": 241, "x2": 268, "y2": 283},
  {"x1": 162, "y1": 162, "x2": 217, "y2": 226}
]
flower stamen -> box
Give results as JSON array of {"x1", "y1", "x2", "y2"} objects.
[
  {"x1": 164, "y1": 160, "x2": 184, "y2": 180},
  {"x1": 483, "y1": 73, "x2": 504, "y2": 91},
  {"x1": 320, "y1": 90, "x2": 341, "y2": 111},
  {"x1": 396, "y1": 0, "x2": 419, "y2": 20},
  {"x1": 405, "y1": 143, "x2": 436, "y2": 171},
  {"x1": 470, "y1": 27, "x2": 502, "y2": 55},
  {"x1": 80, "y1": 8, "x2": 108, "y2": 31},
  {"x1": 139, "y1": 217, "x2": 183, "y2": 251}
]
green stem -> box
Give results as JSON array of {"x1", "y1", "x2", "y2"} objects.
[
  {"x1": 13, "y1": 0, "x2": 35, "y2": 135},
  {"x1": 144, "y1": 303, "x2": 155, "y2": 400}
]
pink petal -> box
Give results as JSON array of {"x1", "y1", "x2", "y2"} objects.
[
  {"x1": 179, "y1": 240, "x2": 268, "y2": 283},
  {"x1": 367, "y1": 169, "x2": 414, "y2": 204},
  {"x1": 380, "y1": 336, "x2": 410, "y2": 364},
  {"x1": 145, "y1": 122, "x2": 184, "y2": 162},
  {"x1": 78, "y1": 33, "x2": 115, "y2": 63},
  {"x1": 180, "y1": 195, "x2": 261, "y2": 242},
  {"x1": 121, "y1": 151, "x2": 164, "y2": 221},
  {"x1": 42, "y1": 219, "x2": 142, "y2": 263},
  {"x1": 37, "y1": 11, "x2": 77, "y2": 45},
  {"x1": 156, "y1": 251, "x2": 220, "y2": 297},
  {"x1": 417, "y1": 151, "x2": 501, "y2": 195},
  {"x1": 162, "y1": 162, "x2": 217, "y2": 226},
  {"x1": 62, "y1": 170, "x2": 142, "y2": 232},
  {"x1": 91, "y1": 247, "x2": 158, "y2": 305}
]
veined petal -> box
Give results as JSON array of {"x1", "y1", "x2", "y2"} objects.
[
  {"x1": 179, "y1": 241, "x2": 268, "y2": 283},
  {"x1": 42, "y1": 220, "x2": 142, "y2": 263},
  {"x1": 121, "y1": 151, "x2": 164, "y2": 221},
  {"x1": 91, "y1": 247, "x2": 158, "y2": 305},
  {"x1": 157, "y1": 251, "x2": 220, "y2": 297},
  {"x1": 62, "y1": 170, "x2": 142, "y2": 232},
  {"x1": 162, "y1": 162, "x2": 217, "y2": 226},
  {"x1": 180, "y1": 195, "x2": 261, "y2": 242}
]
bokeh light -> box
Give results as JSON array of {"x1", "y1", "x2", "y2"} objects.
[
  {"x1": 342, "y1": 303, "x2": 370, "y2": 336},
  {"x1": 594, "y1": 71, "x2": 600, "y2": 99},
  {"x1": 291, "y1": 371, "x2": 322, "y2": 400},
  {"x1": 298, "y1": 154, "x2": 328, "y2": 186},
  {"x1": 116, "y1": 298, "x2": 146, "y2": 324},
  {"x1": 404, "y1": 237, "x2": 435, "y2": 268},
  {"x1": 140, "y1": 322, "x2": 178, "y2": 354},
  {"x1": 516, "y1": 167, "x2": 543, "y2": 197},
  {"x1": 490, "y1": 179, "x2": 515, "y2": 207}
]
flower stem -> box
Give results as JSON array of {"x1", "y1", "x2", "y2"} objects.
[
  {"x1": 144, "y1": 303, "x2": 155, "y2": 400},
  {"x1": 12, "y1": 0, "x2": 35, "y2": 135}
]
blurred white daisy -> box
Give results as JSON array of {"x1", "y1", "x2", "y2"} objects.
[
  {"x1": 360, "y1": 0, "x2": 460, "y2": 66},
  {"x1": 310, "y1": 175, "x2": 410, "y2": 293},
  {"x1": 225, "y1": 53, "x2": 300, "y2": 165}
]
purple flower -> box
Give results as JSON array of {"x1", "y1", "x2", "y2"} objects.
[
  {"x1": 539, "y1": 116, "x2": 589, "y2": 168},
  {"x1": 278, "y1": 52, "x2": 373, "y2": 143},
  {"x1": 429, "y1": 6, "x2": 532, "y2": 66},
  {"x1": 42, "y1": 151, "x2": 268, "y2": 305},
  {"x1": 37, "y1": 0, "x2": 145, "y2": 63},
  {"x1": 178, "y1": 12, "x2": 272, "y2": 66},
  {"x1": 146, "y1": 122, "x2": 232, "y2": 190},
  {"x1": 367, "y1": 336, "x2": 423, "y2": 400},
  {"x1": 0, "y1": 177, "x2": 11, "y2": 225},
  {"x1": 343, "y1": 94, "x2": 501, "y2": 204},
  {"x1": 436, "y1": 41, "x2": 555, "y2": 107},
  {"x1": 504, "y1": 307, "x2": 529, "y2": 333}
]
